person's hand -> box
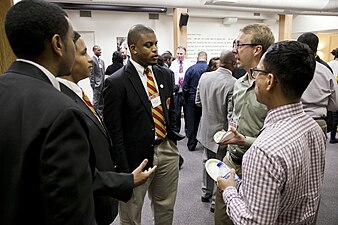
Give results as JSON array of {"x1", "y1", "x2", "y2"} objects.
[
  {"x1": 132, "y1": 159, "x2": 157, "y2": 187},
  {"x1": 217, "y1": 168, "x2": 236, "y2": 192},
  {"x1": 219, "y1": 126, "x2": 246, "y2": 145}
]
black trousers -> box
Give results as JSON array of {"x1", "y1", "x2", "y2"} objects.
[
  {"x1": 185, "y1": 94, "x2": 201, "y2": 151},
  {"x1": 173, "y1": 92, "x2": 186, "y2": 133}
]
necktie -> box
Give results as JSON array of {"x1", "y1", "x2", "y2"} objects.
[
  {"x1": 179, "y1": 61, "x2": 183, "y2": 73},
  {"x1": 144, "y1": 67, "x2": 166, "y2": 139},
  {"x1": 81, "y1": 89, "x2": 98, "y2": 117}
]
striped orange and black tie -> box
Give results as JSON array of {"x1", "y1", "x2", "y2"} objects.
[{"x1": 144, "y1": 67, "x2": 166, "y2": 139}]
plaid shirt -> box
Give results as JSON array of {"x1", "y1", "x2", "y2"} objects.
[{"x1": 223, "y1": 102, "x2": 326, "y2": 225}]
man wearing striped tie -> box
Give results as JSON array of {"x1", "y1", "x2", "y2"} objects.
[
  {"x1": 103, "y1": 24, "x2": 184, "y2": 225},
  {"x1": 57, "y1": 31, "x2": 156, "y2": 225}
]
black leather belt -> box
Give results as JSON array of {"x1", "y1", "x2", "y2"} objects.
[
  {"x1": 230, "y1": 152, "x2": 242, "y2": 165},
  {"x1": 154, "y1": 139, "x2": 164, "y2": 145}
]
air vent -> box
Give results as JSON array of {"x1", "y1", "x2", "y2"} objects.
[
  {"x1": 80, "y1": 10, "x2": 92, "y2": 17},
  {"x1": 149, "y1": 13, "x2": 159, "y2": 20},
  {"x1": 254, "y1": 12, "x2": 261, "y2": 17}
]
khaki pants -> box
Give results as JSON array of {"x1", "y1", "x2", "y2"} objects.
[
  {"x1": 119, "y1": 139, "x2": 179, "y2": 225},
  {"x1": 214, "y1": 152, "x2": 241, "y2": 225}
]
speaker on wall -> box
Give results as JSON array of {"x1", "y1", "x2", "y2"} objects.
[{"x1": 179, "y1": 13, "x2": 189, "y2": 26}]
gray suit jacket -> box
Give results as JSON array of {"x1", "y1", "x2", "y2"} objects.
[
  {"x1": 90, "y1": 56, "x2": 106, "y2": 91},
  {"x1": 196, "y1": 67, "x2": 236, "y2": 153}
]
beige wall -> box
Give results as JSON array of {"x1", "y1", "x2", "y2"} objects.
[{"x1": 317, "y1": 33, "x2": 338, "y2": 62}]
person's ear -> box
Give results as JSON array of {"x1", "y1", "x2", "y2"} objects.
[
  {"x1": 129, "y1": 44, "x2": 137, "y2": 55},
  {"x1": 253, "y1": 45, "x2": 263, "y2": 57},
  {"x1": 51, "y1": 34, "x2": 63, "y2": 57},
  {"x1": 266, "y1": 73, "x2": 277, "y2": 91}
]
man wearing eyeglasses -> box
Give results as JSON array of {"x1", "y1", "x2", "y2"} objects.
[
  {"x1": 214, "y1": 23, "x2": 275, "y2": 225},
  {"x1": 217, "y1": 40, "x2": 326, "y2": 225}
]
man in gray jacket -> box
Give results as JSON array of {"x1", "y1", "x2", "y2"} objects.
[
  {"x1": 90, "y1": 45, "x2": 105, "y2": 118},
  {"x1": 195, "y1": 50, "x2": 237, "y2": 212}
]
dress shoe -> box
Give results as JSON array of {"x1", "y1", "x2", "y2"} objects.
[
  {"x1": 210, "y1": 207, "x2": 215, "y2": 213},
  {"x1": 201, "y1": 196, "x2": 210, "y2": 202},
  {"x1": 330, "y1": 139, "x2": 338, "y2": 144}
]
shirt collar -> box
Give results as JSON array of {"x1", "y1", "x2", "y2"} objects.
[
  {"x1": 263, "y1": 102, "x2": 304, "y2": 130},
  {"x1": 130, "y1": 58, "x2": 152, "y2": 77},
  {"x1": 56, "y1": 78, "x2": 83, "y2": 98},
  {"x1": 16, "y1": 59, "x2": 60, "y2": 91}
]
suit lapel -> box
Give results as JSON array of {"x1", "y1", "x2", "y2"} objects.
[
  {"x1": 152, "y1": 66, "x2": 169, "y2": 122},
  {"x1": 125, "y1": 62, "x2": 152, "y2": 116},
  {"x1": 59, "y1": 83, "x2": 109, "y2": 138}
]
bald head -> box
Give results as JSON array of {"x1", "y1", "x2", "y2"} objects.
[{"x1": 220, "y1": 50, "x2": 236, "y2": 72}]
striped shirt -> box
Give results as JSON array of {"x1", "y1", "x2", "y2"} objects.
[{"x1": 223, "y1": 102, "x2": 326, "y2": 224}]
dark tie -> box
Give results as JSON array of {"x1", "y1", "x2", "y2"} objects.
[
  {"x1": 179, "y1": 61, "x2": 183, "y2": 73},
  {"x1": 144, "y1": 67, "x2": 166, "y2": 139}
]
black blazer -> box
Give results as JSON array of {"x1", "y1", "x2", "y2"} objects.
[
  {"x1": 0, "y1": 61, "x2": 96, "y2": 225},
  {"x1": 103, "y1": 61, "x2": 184, "y2": 173},
  {"x1": 105, "y1": 62, "x2": 123, "y2": 75},
  {"x1": 60, "y1": 83, "x2": 133, "y2": 225}
]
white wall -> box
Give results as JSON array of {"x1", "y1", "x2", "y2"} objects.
[
  {"x1": 67, "y1": 10, "x2": 173, "y2": 64},
  {"x1": 67, "y1": 9, "x2": 280, "y2": 62},
  {"x1": 66, "y1": 9, "x2": 335, "y2": 100},
  {"x1": 292, "y1": 15, "x2": 338, "y2": 38}
]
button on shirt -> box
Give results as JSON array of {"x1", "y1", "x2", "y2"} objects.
[
  {"x1": 129, "y1": 59, "x2": 163, "y2": 140},
  {"x1": 227, "y1": 74, "x2": 268, "y2": 158},
  {"x1": 170, "y1": 59, "x2": 193, "y2": 92},
  {"x1": 223, "y1": 102, "x2": 326, "y2": 225}
]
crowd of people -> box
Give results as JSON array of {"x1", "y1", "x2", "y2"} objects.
[{"x1": 1, "y1": 1, "x2": 338, "y2": 225}]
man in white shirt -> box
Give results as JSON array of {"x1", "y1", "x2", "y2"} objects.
[
  {"x1": 297, "y1": 32, "x2": 338, "y2": 134},
  {"x1": 170, "y1": 46, "x2": 193, "y2": 133}
]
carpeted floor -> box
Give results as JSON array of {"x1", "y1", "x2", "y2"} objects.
[{"x1": 112, "y1": 131, "x2": 338, "y2": 225}]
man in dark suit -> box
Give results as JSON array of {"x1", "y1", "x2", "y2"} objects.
[
  {"x1": 0, "y1": 1, "x2": 96, "y2": 224},
  {"x1": 90, "y1": 45, "x2": 105, "y2": 118},
  {"x1": 58, "y1": 32, "x2": 156, "y2": 225},
  {"x1": 103, "y1": 24, "x2": 184, "y2": 225}
]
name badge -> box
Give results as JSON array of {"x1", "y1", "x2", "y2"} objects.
[{"x1": 149, "y1": 93, "x2": 161, "y2": 108}]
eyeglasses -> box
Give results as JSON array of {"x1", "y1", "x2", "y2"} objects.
[
  {"x1": 232, "y1": 41, "x2": 259, "y2": 49},
  {"x1": 250, "y1": 68, "x2": 271, "y2": 79}
]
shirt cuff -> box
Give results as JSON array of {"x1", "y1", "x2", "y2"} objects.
[
  {"x1": 244, "y1": 136, "x2": 256, "y2": 147},
  {"x1": 223, "y1": 186, "x2": 238, "y2": 204}
]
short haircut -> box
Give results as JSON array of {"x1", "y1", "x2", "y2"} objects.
[
  {"x1": 240, "y1": 23, "x2": 275, "y2": 54},
  {"x1": 93, "y1": 45, "x2": 100, "y2": 51},
  {"x1": 177, "y1": 46, "x2": 187, "y2": 52},
  {"x1": 112, "y1": 51, "x2": 123, "y2": 64},
  {"x1": 207, "y1": 57, "x2": 220, "y2": 72},
  {"x1": 297, "y1": 32, "x2": 318, "y2": 54},
  {"x1": 127, "y1": 24, "x2": 154, "y2": 47},
  {"x1": 263, "y1": 41, "x2": 316, "y2": 99},
  {"x1": 198, "y1": 51, "x2": 207, "y2": 58},
  {"x1": 5, "y1": 0, "x2": 68, "y2": 58},
  {"x1": 162, "y1": 52, "x2": 172, "y2": 61},
  {"x1": 331, "y1": 48, "x2": 338, "y2": 60},
  {"x1": 74, "y1": 31, "x2": 81, "y2": 46}
]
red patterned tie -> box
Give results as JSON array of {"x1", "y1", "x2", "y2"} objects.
[
  {"x1": 144, "y1": 67, "x2": 166, "y2": 139},
  {"x1": 179, "y1": 61, "x2": 183, "y2": 73},
  {"x1": 81, "y1": 89, "x2": 98, "y2": 117}
]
